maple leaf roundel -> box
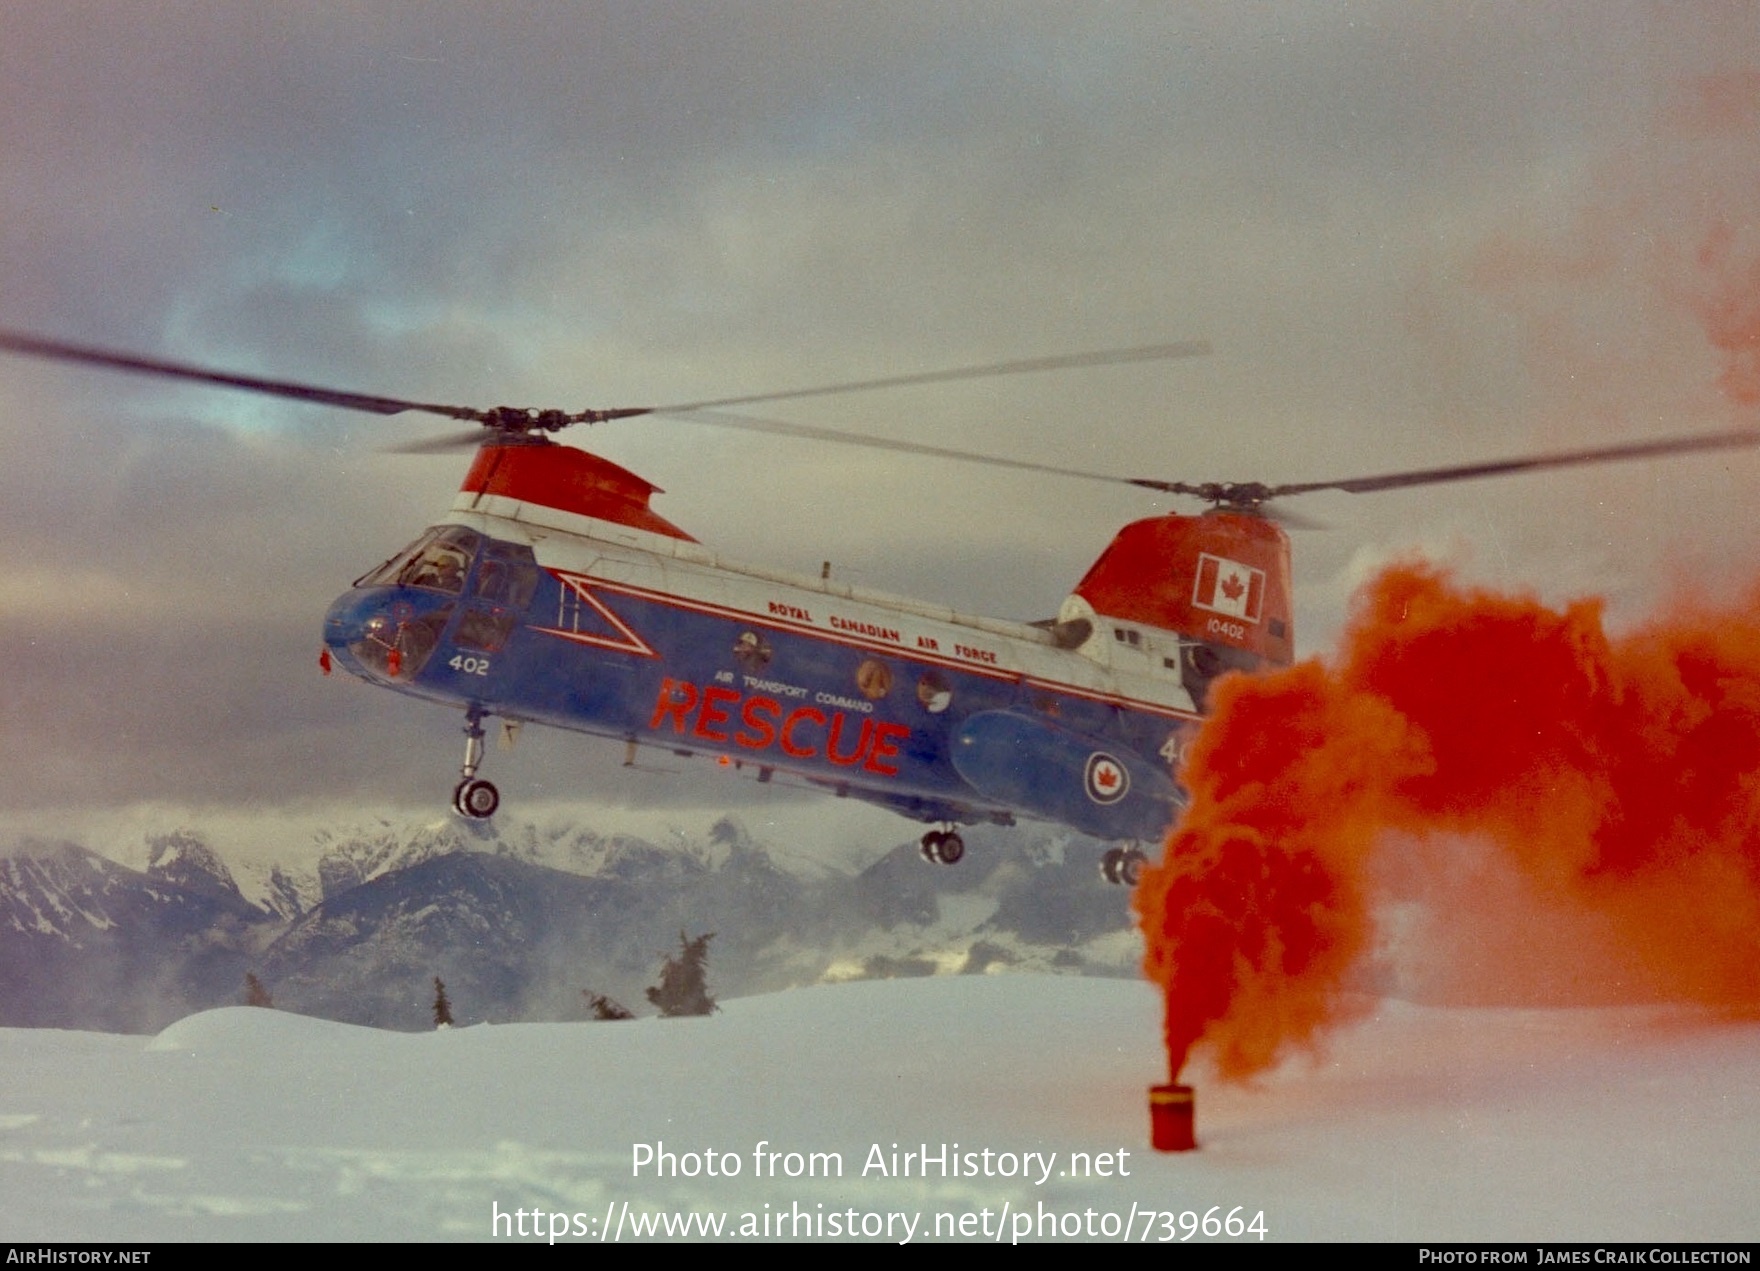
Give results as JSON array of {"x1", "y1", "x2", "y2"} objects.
[{"x1": 1084, "y1": 752, "x2": 1130, "y2": 805}]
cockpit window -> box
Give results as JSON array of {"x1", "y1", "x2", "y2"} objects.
[{"x1": 358, "y1": 527, "x2": 482, "y2": 595}]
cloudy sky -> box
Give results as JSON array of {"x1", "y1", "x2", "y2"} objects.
[{"x1": 2, "y1": 2, "x2": 1756, "y2": 822}]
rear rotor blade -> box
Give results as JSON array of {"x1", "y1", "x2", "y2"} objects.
[{"x1": 1266, "y1": 428, "x2": 1760, "y2": 499}]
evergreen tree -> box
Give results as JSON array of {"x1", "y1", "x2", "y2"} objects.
[
  {"x1": 582, "y1": 991, "x2": 634, "y2": 1021},
  {"x1": 645, "y1": 931, "x2": 718, "y2": 1017},
  {"x1": 432, "y1": 976, "x2": 454, "y2": 1029},
  {"x1": 242, "y1": 972, "x2": 273, "y2": 1009}
]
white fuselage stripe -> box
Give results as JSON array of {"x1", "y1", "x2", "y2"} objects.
[{"x1": 445, "y1": 501, "x2": 1202, "y2": 722}]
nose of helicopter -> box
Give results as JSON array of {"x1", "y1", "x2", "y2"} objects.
[
  {"x1": 323, "y1": 589, "x2": 383, "y2": 677},
  {"x1": 323, "y1": 587, "x2": 450, "y2": 682}
]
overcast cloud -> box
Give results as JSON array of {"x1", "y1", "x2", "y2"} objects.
[{"x1": 2, "y1": 2, "x2": 1756, "y2": 817}]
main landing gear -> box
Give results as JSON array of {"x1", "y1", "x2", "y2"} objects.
[
  {"x1": 1100, "y1": 846, "x2": 1149, "y2": 886},
  {"x1": 452, "y1": 707, "x2": 499, "y2": 820},
  {"x1": 919, "y1": 825, "x2": 965, "y2": 865}
]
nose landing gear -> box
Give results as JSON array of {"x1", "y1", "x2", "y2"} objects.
[
  {"x1": 919, "y1": 826, "x2": 966, "y2": 865},
  {"x1": 451, "y1": 708, "x2": 500, "y2": 820}
]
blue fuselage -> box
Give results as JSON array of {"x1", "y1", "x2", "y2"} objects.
[{"x1": 325, "y1": 516, "x2": 1198, "y2": 842}]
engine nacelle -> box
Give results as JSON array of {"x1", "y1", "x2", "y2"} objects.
[{"x1": 950, "y1": 710, "x2": 1185, "y2": 841}]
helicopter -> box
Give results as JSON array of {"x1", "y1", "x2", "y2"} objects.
[{"x1": 4, "y1": 328, "x2": 1758, "y2": 885}]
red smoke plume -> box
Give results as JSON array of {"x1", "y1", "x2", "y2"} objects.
[
  {"x1": 1468, "y1": 69, "x2": 1760, "y2": 433},
  {"x1": 1140, "y1": 63, "x2": 1760, "y2": 1086},
  {"x1": 1139, "y1": 564, "x2": 1760, "y2": 1083}
]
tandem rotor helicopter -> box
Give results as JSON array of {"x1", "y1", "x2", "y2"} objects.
[{"x1": 5, "y1": 328, "x2": 1758, "y2": 884}]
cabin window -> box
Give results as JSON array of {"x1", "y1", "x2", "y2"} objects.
[
  {"x1": 733, "y1": 631, "x2": 773, "y2": 671},
  {"x1": 454, "y1": 541, "x2": 539, "y2": 653},
  {"x1": 856, "y1": 658, "x2": 893, "y2": 701},
  {"x1": 471, "y1": 542, "x2": 539, "y2": 609},
  {"x1": 358, "y1": 526, "x2": 482, "y2": 596},
  {"x1": 455, "y1": 606, "x2": 517, "y2": 653},
  {"x1": 916, "y1": 671, "x2": 952, "y2": 714}
]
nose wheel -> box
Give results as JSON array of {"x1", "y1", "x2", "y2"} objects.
[
  {"x1": 451, "y1": 708, "x2": 499, "y2": 820},
  {"x1": 1101, "y1": 846, "x2": 1148, "y2": 886},
  {"x1": 919, "y1": 826, "x2": 965, "y2": 865}
]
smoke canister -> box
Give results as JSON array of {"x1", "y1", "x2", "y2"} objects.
[{"x1": 1149, "y1": 1083, "x2": 1196, "y2": 1151}]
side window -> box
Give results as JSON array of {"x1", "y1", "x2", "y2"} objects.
[
  {"x1": 455, "y1": 607, "x2": 517, "y2": 653},
  {"x1": 455, "y1": 539, "x2": 540, "y2": 653},
  {"x1": 472, "y1": 544, "x2": 539, "y2": 609}
]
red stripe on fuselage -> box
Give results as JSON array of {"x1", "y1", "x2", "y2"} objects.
[
  {"x1": 582, "y1": 574, "x2": 1021, "y2": 682},
  {"x1": 535, "y1": 568, "x2": 1199, "y2": 722}
]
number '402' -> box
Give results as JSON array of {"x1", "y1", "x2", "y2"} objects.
[{"x1": 449, "y1": 655, "x2": 490, "y2": 676}]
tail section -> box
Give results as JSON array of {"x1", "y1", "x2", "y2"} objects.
[{"x1": 1066, "y1": 511, "x2": 1294, "y2": 708}]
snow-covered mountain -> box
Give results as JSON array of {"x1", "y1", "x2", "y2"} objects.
[
  {"x1": 0, "y1": 814, "x2": 1142, "y2": 1032},
  {"x1": 0, "y1": 840, "x2": 270, "y2": 1031}
]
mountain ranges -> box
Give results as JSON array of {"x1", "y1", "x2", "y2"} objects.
[{"x1": 0, "y1": 817, "x2": 1144, "y2": 1032}]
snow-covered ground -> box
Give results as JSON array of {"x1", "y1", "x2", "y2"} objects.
[{"x1": 0, "y1": 976, "x2": 1754, "y2": 1243}]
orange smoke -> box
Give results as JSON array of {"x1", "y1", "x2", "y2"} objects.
[
  {"x1": 1138, "y1": 562, "x2": 1760, "y2": 1083},
  {"x1": 1467, "y1": 69, "x2": 1760, "y2": 430},
  {"x1": 1694, "y1": 220, "x2": 1760, "y2": 409}
]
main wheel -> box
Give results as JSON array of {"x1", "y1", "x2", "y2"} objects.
[
  {"x1": 1117, "y1": 847, "x2": 1147, "y2": 887},
  {"x1": 453, "y1": 777, "x2": 500, "y2": 820},
  {"x1": 1100, "y1": 847, "x2": 1147, "y2": 885},
  {"x1": 919, "y1": 829, "x2": 945, "y2": 864},
  {"x1": 936, "y1": 831, "x2": 965, "y2": 865}
]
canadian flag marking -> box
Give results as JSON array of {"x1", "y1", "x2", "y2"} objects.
[{"x1": 1191, "y1": 553, "x2": 1265, "y2": 623}]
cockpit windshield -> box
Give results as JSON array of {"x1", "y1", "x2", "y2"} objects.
[
  {"x1": 357, "y1": 526, "x2": 482, "y2": 595},
  {"x1": 346, "y1": 527, "x2": 541, "y2": 675}
]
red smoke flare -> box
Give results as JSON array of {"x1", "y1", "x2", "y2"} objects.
[{"x1": 1139, "y1": 563, "x2": 1760, "y2": 1083}]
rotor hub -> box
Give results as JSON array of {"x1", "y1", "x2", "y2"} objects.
[
  {"x1": 1197, "y1": 482, "x2": 1275, "y2": 512},
  {"x1": 480, "y1": 405, "x2": 574, "y2": 435}
]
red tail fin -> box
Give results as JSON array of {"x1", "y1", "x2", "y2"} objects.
[{"x1": 1073, "y1": 512, "x2": 1294, "y2": 666}]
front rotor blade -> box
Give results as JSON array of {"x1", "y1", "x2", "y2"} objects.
[
  {"x1": 0, "y1": 329, "x2": 487, "y2": 421},
  {"x1": 1267, "y1": 428, "x2": 1760, "y2": 498},
  {"x1": 1262, "y1": 503, "x2": 1330, "y2": 531},
  {"x1": 382, "y1": 428, "x2": 492, "y2": 455},
  {"x1": 660, "y1": 408, "x2": 1147, "y2": 488},
  {"x1": 656, "y1": 340, "x2": 1210, "y2": 412}
]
